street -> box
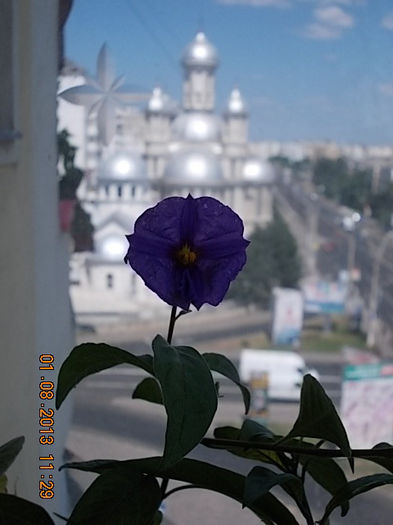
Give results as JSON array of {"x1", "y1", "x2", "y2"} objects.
[{"x1": 64, "y1": 358, "x2": 393, "y2": 524}]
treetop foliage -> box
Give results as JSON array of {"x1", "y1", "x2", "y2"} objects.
[{"x1": 228, "y1": 210, "x2": 302, "y2": 308}]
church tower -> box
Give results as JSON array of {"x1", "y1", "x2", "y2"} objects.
[
  {"x1": 223, "y1": 88, "x2": 248, "y2": 145},
  {"x1": 181, "y1": 32, "x2": 219, "y2": 112},
  {"x1": 145, "y1": 86, "x2": 176, "y2": 178}
]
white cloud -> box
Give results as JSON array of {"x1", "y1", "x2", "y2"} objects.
[
  {"x1": 315, "y1": 6, "x2": 354, "y2": 27},
  {"x1": 216, "y1": 0, "x2": 290, "y2": 7},
  {"x1": 317, "y1": 0, "x2": 364, "y2": 5},
  {"x1": 382, "y1": 12, "x2": 393, "y2": 30},
  {"x1": 303, "y1": 5, "x2": 354, "y2": 39},
  {"x1": 303, "y1": 22, "x2": 341, "y2": 39},
  {"x1": 379, "y1": 83, "x2": 393, "y2": 96},
  {"x1": 217, "y1": 0, "x2": 364, "y2": 8}
]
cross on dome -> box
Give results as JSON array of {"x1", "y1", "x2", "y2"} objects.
[{"x1": 181, "y1": 32, "x2": 219, "y2": 69}]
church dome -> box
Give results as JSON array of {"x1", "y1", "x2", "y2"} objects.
[
  {"x1": 163, "y1": 149, "x2": 223, "y2": 185},
  {"x1": 97, "y1": 151, "x2": 147, "y2": 183},
  {"x1": 172, "y1": 112, "x2": 221, "y2": 142},
  {"x1": 146, "y1": 87, "x2": 177, "y2": 116},
  {"x1": 97, "y1": 234, "x2": 129, "y2": 261},
  {"x1": 181, "y1": 32, "x2": 219, "y2": 69},
  {"x1": 224, "y1": 88, "x2": 248, "y2": 117},
  {"x1": 242, "y1": 157, "x2": 275, "y2": 184}
]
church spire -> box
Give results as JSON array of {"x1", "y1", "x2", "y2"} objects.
[{"x1": 181, "y1": 32, "x2": 219, "y2": 111}]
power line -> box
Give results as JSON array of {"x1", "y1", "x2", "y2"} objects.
[
  {"x1": 142, "y1": 0, "x2": 184, "y2": 48},
  {"x1": 123, "y1": 0, "x2": 179, "y2": 74},
  {"x1": 283, "y1": 184, "x2": 393, "y2": 274}
]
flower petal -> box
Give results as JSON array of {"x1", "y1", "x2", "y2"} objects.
[
  {"x1": 179, "y1": 194, "x2": 198, "y2": 244},
  {"x1": 134, "y1": 196, "x2": 187, "y2": 245},
  {"x1": 192, "y1": 197, "x2": 246, "y2": 245},
  {"x1": 127, "y1": 251, "x2": 185, "y2": 309},
  {"x1": 192, "y1": 251, "x2": 248, "y2": 309},
  {"x1": 124, "y1": 194, "x2": 249, "y2": 310},
  {"x1": 197, "y1": 234, "x2": 250, "y2": 260},
  {"x1": 126, "y1": 231, "x2": 174, "y2": 258}
]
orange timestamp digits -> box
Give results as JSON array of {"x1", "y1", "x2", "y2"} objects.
[{"x1": 38, "y1": 354, "x2": 55, "y2": 500}]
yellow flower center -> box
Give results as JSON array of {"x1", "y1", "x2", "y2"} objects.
[{"x1": 176, "y1": 244, "x2": 197, "y2": 266}]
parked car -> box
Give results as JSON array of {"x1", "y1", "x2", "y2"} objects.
[{"x1": 239, "y1": 349, "x2": 320, "y2": 401}]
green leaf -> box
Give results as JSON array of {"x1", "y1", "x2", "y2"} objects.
[
  {"x1": 240, "y1": 419, "x2": 279, "y2": 441},
  {"x1": 282, "y1": 375, "x2": 352, "y2": 460},
  {"x1": 222, "y1": 429, "x2": 349, "y2": 514},
  {"x1": 152, "y1": 335, "x2": 218, "y2": 468},
  {"x1": 244, "y1": 466, "x2": 302, "y2": 508},
  {"x1": 299, "y1": 454, "x2": 349, "y2": 515},
  {"x1": 132, "y1": 377, "x2": 163, "y2": 405},
  {"x1": 61, "y1": 456, "x2": 300, "y2": 525},
  {"x1": 0, "y1": 475, "x2": 7, "y2": 494},
  {"x1": 0, "y1": 436, "x2": 25, "y2": 476},
  {"x1": 56, "y1": 343, "x2": 153, "y2": 409},
  {"x1": 212, "y1": 425, "x2": 286, "y2": 468},
  {"x1": 318, "y1": 474, "x2": 393, "y2": 525},
  {"x1": 68, "y1": 467, "x2": 161, "y2": 525},
  {"x1": 202, "y1": 353, "x2": 250, "y2": 414},
  {"x1": 363, "y1": 443, "x2": 393, "y2": 474},
  {"x1": 0, "y1": 494, "x2": 55, "y2": 524}
]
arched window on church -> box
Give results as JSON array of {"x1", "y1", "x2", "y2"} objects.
[
  {"x1": 117, "y1": 185, "x2": 122, "y2": 198},
  {"x1": 131, "y1": 185, "x2": 136, "y2": 197},
  {"x1": 106, "y1": 273, "x2": 113, "y2": 289}
]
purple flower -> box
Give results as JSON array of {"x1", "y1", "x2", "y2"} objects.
[{"x1": 124, "y1": 194, "x2": 249, "y2": 310}]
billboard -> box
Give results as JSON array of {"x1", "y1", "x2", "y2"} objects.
[
  {"x1": 302, "y1": 279, "x2": 347, "y2": 314},
  {"x1": 341, "y1": 362, "x2": 393, "y2": 448},
  {"x1": 271, "y1": 287, "x2": 303, "y2": 345}
]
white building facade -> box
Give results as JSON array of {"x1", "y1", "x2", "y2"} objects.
[{"x1": 59, "y1": 32, "x2": 275, "y2": 322}]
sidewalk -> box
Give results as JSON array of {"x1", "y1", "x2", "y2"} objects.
[{"x1": 77, "y1": 304, "x2": 270, "y2": 353}]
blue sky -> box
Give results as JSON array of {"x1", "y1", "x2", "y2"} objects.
[{"x1": 66, "y1": 0, "x2": 393, "y2": 144}]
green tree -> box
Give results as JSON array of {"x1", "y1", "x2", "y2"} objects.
[
  {"x1": 312, "y1": 157, "x2": 373, "y2": 213},
  {"x1": 228, "y1": 211, "x2": 302, "y2": 308},
  {"x1": 58, "y1": 129, "x2": 94, "y2": 251},
  {"x1": 370, "y1": 182, "x2": 393, "y2": 230},
  {"x1": 313, "y1": 157, "x2": 348, "y2": 201}
]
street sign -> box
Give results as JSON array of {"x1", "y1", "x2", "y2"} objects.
[
  {"x1": 341, "y1": 362, "x2": 393, "y2": 448},
  {"x1": 302, "y1": 279, "x2": 347, "y2": 314},
  {"x1": 271, "y1": 287, "x2": 303, "y2": 345}
]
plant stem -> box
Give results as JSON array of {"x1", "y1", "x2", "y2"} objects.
[
  {"x1": 160, "y1": 477, "x2": 169, "y2": 498},
  {"x1": 202, "y1": 437, "x2": 393, "y2": 459},
  {"x1": 166, "y1": 306, "x2": 177, "y2": 344},
  {"x1": 163, "y1": 484, "x2": 202, "y2": 500},
  {"x1": 300, "y1": 496, "x2": 315, "y2": 525},
  {"x1": 160, "y1": 306, "x2": 178, "y2": 498}
]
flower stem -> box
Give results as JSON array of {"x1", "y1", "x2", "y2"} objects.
[
  {"x1": 160, "y1": 306, "x2": 178, "y2": 498},
  {"x1": 166, "y1": 306, "x2": 177, "y2": 344}
]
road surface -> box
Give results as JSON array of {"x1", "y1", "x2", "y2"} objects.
[{"x1": 64, "y1": 360, "x2": 392, "y2": 524}]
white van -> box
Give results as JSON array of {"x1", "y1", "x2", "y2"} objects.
[{"x1": 239, "y1": 349, "x2": 319, "y2": 401}]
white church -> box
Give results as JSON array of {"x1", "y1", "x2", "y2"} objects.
[{"x1": 58, "y1": 31, "x2": 275, "y2": 322}]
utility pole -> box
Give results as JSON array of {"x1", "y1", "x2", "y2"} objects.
[
  {"x1": 367, "y1": 230, "x2": 393, "y2": 348},
  {"x1": 306, "y1": 195, "x2": 319, "y2": 277},
  {"x1": 347, "y1": 232, "x2": 356, "y2": 284}
]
